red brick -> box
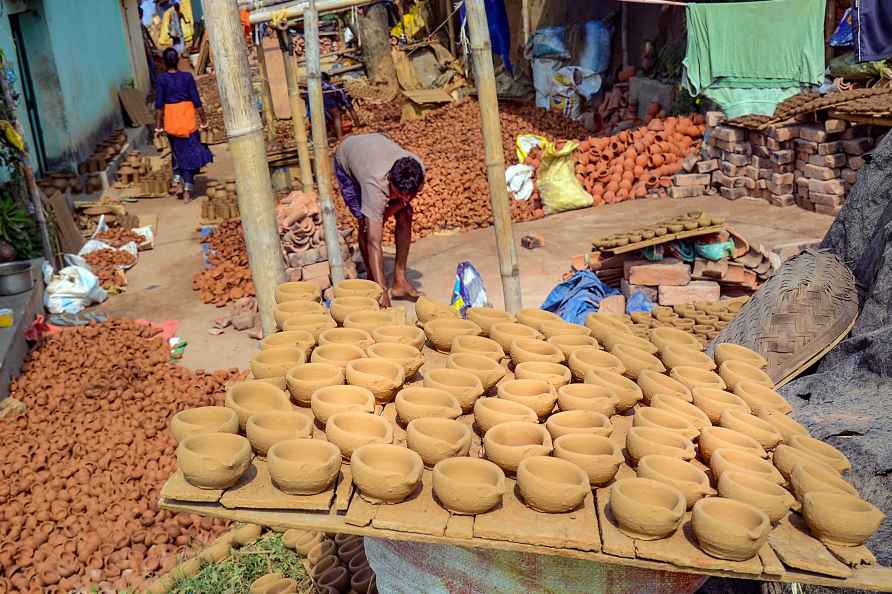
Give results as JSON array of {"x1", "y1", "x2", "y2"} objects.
[
  {"x1": 673, "y1": 173, "x2": 711, "y2": 187},
  {"x1": 768, "y1": 125, "x2": 799, "y2": 142},
  {"x1": 628, "y1": 260, "x2": 691, "y2": 286},
  {"x1": 305, "y1": 274, "x2": 332, "y2": 291},
  {"x1": 720, "y1": 186, "x2": 747, "y2": 200},
  {"x1": 598, "y1": 295, "x2": 625, "y2": 316},
  {"x1": 696, "y1": 159, "x2": 719, "y2": 173},
  {"x1": 808, "y1": 153, "x2": 846, "y2": 168},
  {"x1": 810, "y1": 192, "x2": 843, "y2": 207},
  {"x1": 799, "y1": 125, "x2": 827, "y2": 143},
  {"x1": 848, "y1": 156, "x2": 865, "y2": 170},
  {"x1": 770, "y1": 150, "x2": 794, "y2": 165},
  {"x1": 807, "y1": 179, "x2": 845, "y2": 196},
  {"x1": 813, "y1": 203, "x2": 842, "y2": 216},
  {"x1": 301, "y1": 260, "x2": 331, "y2": 280},
  {"x1": 803, "y1": 164, "x2": 837, "y2": 181},
  {"x1": 816, "y1": 141, "x2": 842, "y2": 156},
  {"x1": 842, "y1": 138, "x2": 872, "y2": 155},
  {"x1": 658, "y1": 281, "x2": 721, "y2": 306},
  {"x1": 712, "y1": 126, "x2": 746, "y2": 142}
]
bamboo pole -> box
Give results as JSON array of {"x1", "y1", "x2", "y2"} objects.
[
  {"x1": 465, "y1": 0, "x2": 522, "y2": 313},
  {"x1": 305, "y1": 0, "x2": 345, "y2": 283},
  {"x1": 445, "y1": 0, "x2": 456, "y2": 55},
  {"x1": 276, "y1": 28, "x2": 315, "y2": 191},
  {"x1": 250, "y1": 0, "x2": 374, "y2": 24},
  {"x1": 205, "y1": 0, "x2": 285, "y2": 336},
  {"x1": 521, "y1": 0, "x2": 530, "y2": 46},
  {"x1": 255, "y1": 33, "x2": 277, "y2": 139}
]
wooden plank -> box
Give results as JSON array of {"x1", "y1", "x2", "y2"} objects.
[
  {"x1": 344, "y1": 494, "x2": 378, "y2": 527},
  {"x1": 334, "y1": 466, "x2": 353, "y2": 512},
  {"x1": 597, "y1": 225, "x2": 725, "y2": 255},
  {"x1": 47, "y1": 191, "x2": 85, "y2": 254},
  {"x1": 444, "y1": 515, "x2": 475, "y2": 539},
  {"x1": 381, "y1": 403, "x2": 407, "y2": 445},
  {"x1": 119, "y1": 87, "x2": 154, "y2": 126},
  {"x1": 161, "y1": 470, "x2": 223, "y2": 503},
  {"x1": 595, "y1": 488, "x2": 636, "y2": 558},
  {"x1": 758, "y1": 544, "x2": 785, "y2": 577},
  {"x1": 372, "y1": 470, "x2": 450, "y2": 537},
  {"x1": 826, "y1": 543, "x2": 877, "y2": 568},
  {"x1": 220, "y1": 459, "x2": 335, "y2": 511},
  {"x1": 768, "y1": 514, "x2": 852, "y2": 579}
]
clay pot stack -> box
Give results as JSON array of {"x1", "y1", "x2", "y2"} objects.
[
  {"x1": 0, "y1": 320, "x2": 243, "y2": 592},
  {"x1": 115, "y1": 150, "x2": 150, "y2": 189},
  {"x1": 95, "y1": 228, "x2": 143, "y2": 249},
  {"x1": 78, "y1": 129, "x2": 127, "y2": 175},
  {"x1": 280, "y1": 529, "x2": 376, "y2": 593},
  {"x1": 200, "y1": 178, "x2": 240, "y2": 221},
  {"x1": 192, "y1": 220, "x2": 256, "y2": 307},
  {"x1": 196, "y1": 73, "x2": 226, "y2": 145},
  {"x1": 84, "y1": 248, "x2": 136, "y2": 289}
]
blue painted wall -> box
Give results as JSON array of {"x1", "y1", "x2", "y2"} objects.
[{"x1": 0, "y1": 9, "x2": 38, "y2": 172}]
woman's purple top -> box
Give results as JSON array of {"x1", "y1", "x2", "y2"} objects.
[{"x1": 154, "y1": 71, "x2": 202, "y2": 109}]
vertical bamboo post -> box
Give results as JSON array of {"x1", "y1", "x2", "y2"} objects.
[
  {"x1": 255, "y1": 33, "x2": 278, "y2": 139},
  {"x1": 305, "y1": 0, "x2": 345, "y2": 283},
  {"x1": 205, "y1": 0, "x2": 285, "y2": 335},
  {"x1": 446, "y1": 0, "x2": 456, "y2": 55},
  {"x1": 521, "y1": 0, "x2": 530, "y2": 46},
  {"x1": 465, "y1": 0, "x2": 522, "y2": 312},
  {"x1": 276, "y1": 28, "x2": 315, "y2": 191}
]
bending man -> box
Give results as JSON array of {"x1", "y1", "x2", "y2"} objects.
[{"x1": 335, "y1": 133, "x2": 424, "y2": 307}]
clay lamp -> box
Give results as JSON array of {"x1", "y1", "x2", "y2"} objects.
[
  {"x1": 483, "y1": 421, "x2": 553, "y2": 474},
  {"x1": 372, "y1": 325, "x2": 426, "y2": 351},
  {"x1": 756, "y1": 411, "x2": 808, "y2": 446},
  {"x1": 553, "y1": 434, "x2": 624, "y2": 486},
  {"x1": 601, "y1": 333, "x2": 659, "y2": 356},
  {"x1": 423, "y1": 368, "x2": 484, "y2": 413},
  {"x1": 406, "y1": 417, "x2": 472, "y2": 467},
  {"x1": 714, "y1": 343, "x2": 768, "y2": 369},
  {"x1": 245, "y1": 411, "x2": 313, "y2": 455},
  {"x1": 466, "y1": 307, "x2": 516, "y2": 336},
  {"x1": 350, "y1": 567, "x2": 375, "y2": 594},
  {"x1": 718, "y1": 409, "x2": 783, "y2": 450},
  {"x1": 513, "y1": 361, "x2": 571, "y2": 389},
  {"x1": 306, "y1": 539, "x2": 336, "y2": 566},
  {"x1": 497, "y1": 379, "x2": 558, "y2": 421},
  {"x1": 509, "y1": 338, "x2": 565, "y2": 366},
  {"x1": 699, "y1": 426, "x2": 766, "y2": 463},
  {"x1": 585, "y1": 312, "x2": 632, "y2": 342},
  {"x1": 625, "y1": 426, "x2": 696, "y2": 465},
  {"x1": 318, "y1": 328, "x2": 374, "y2": 352},
  {"x1": 450, "y1": 335, "x2": 506, "y2": 362},
  {"x1": 719, "y1": 361, "x2": 773, "y2": 391},
  {"x1": 631, "y1": 312, "x2": 653, "y2": 327},
  {"x1": 250, "y1": 347, "x2": 306, "y2": 379},
  {"x1": 286, "y1": 363, "x2": 345, "y2": 407},
  {"x1": 691, "y1": 387, "x2": 751, "y2": 423},
  {"x1": 170, "y1": 406, "x2": 239, "y2": 444},
  {"x1": 633, "y1": 407, "x2": 699, "y2": 441},
  {"x1": 414, "y1": 296, "x2": 459, "y2": 324},
  {"x1": 671, "y1": 318, "x2": 696, "y2": 331},
  {"x1": 329, "y1": 296, "x2": 379, "y2": 325},
  {"x1": 423, "y1": 318, "x2": 482, "y2": 352},
  {"x1": 350, "y1": 443, "x2": 423, "y2": 503},
  {"x1": 660, "y1": 344, "x2": 716, "y2": 372},
  {"x1": 650, "y1": 327, "x2": 702, "y2": 353},
  {"x1": 691, "y1": 497, "x2": 770, "y2": 561},
  {"x1": 540, "y1": 320, "x2": 592, "y2": 339},
  {"x1": 717, "y1": 471, "x2": 795, "y2": 524},
  {"x1": 345, "y1": 358, "x2": 405, "y2": 404},
  {"x1": 282, "y1": 314, "x2": 337, "y2": 338},
  {"x1": 432, "y1": 457, "x2": 505, "y2": 514},
  {"x1": 311, "y1": 386, "x2": 375, "y2": 426},
  {"x1": 395, "y1": 387, "x2": 462, "y2": 424},
  {"x1": 267, "y1": 439, "x2": 341, "y2": 495},
  {"x1": 516, "y1": 456, "x2": 590, "y2": 513},
  {"x1": 787, "y1": 434, "x2": 851, "y2": 473},
  {"x1": 489, "y1": 322, "x2": 543, "y2": 352},
  {"x1": 367, "y1": 343, "x2": 424, "y2": 379},
  {"x1": 176, "y1": 433, "x2": 252, "y2": 490},
  {"x1": 568, "y1": 347, "x2": 625, "y2": 380},
  {"x1": 343, "y1": 310, "x2": 401, "y2": 334},
  {"x1": 325, "y1": 411, "x2": 393, "y2": 458},
  {"x1": 584, "y1": 369, "x2": 643, "y2": 412},
  {"x1": 670, "y1": 366, "x2": 726, "y2": 392},
  {"x1": 547, "y1": 335, "x2": 599, "y2": 360},
  {"x1": 650, "y1": 395, "x2": 712, "y2": 431},
  {"x1": 275, "y1": 281, "x2": 321, "y2": 303},
  {"x1": 273, "y1": 300, "x2": 326, "y2": 329},
  {"x1": 473, "y1": 397, "x2": 538, "y2": 434},
  {"x1": 637, "y1": 369, "x2": 693, "y2": 404},
  {"x1": 446, "y1": 352, "x2": 507, "y2": 391},
  {"x1": 734, "y1": 382, "x2": 793, "y2": 416},
  {"x1": 515, "y1": 308, "x2": 562, "y2": 332},
  {"x1": 710, "y1": 448, "x2": 784, "y2": 484},
  {"x1": 310, "y1": 344, "x2": 366, "y2": 369},
  {"x1": 609, "y1": 477, "x2": 686, "y2": 540},
  {"x1": 291, "y1": 531, "x2": 322, "y2": 555},
  {"x1": 803, "y1": 491, "x2": 885, "y2": 547},
  {"x1": 546, "y1": 410, "x2": 612, "y2": 440},
  {"x1": 610, "y1": 343, "x2": 665, "y2": 380},
  {"x1": 316, "y1": 567, "x2": 349, "y2": 593},
  {"x1": 790, "y1": 461, "x2": 858, "y2": 502},
  {"x1": 333, "y1": 279, "x2": 383, "y2": 300},
  {"x1": 260, "y1": 330, "x2": 315, "y2": 357},
  {"x1": 225, "y1": 382, "x2": 293, "y2": 430},
  {"x1": 637, "y1": 454, "x2": 715, "y2": 510}
]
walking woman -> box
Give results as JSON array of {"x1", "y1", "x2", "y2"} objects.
[{"x1": 153, "y1": 48, "x2": 213, "y2": 202}]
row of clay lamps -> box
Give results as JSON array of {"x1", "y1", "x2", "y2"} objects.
[
  {"x1": 273, "y1": 529, "x2": 376, "y2": 594},
  {"x1": 626, "y1": 300, "x2": 747, "y2": 347}
]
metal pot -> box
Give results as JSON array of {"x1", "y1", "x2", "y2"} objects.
[{"x1": 0, "y1": 261, "x2": 34, "y2": 296}]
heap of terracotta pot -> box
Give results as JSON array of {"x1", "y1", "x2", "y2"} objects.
[
  {"x1": 84, "y1": 248, "x2": 136, "y2": 289},
  {"x1": 0, "y1": 320, "x2": 241, "y2": 592},
  {"x1": 192, "y1": 220, "x2": 256, "y2": 307},
  {"x1": 568, "y1": 116, "x2": 706, "y2": 205},
  {"x1": 95, "y1": 228, "x2": 143, "y2": 249},
  {"x1": 275, "y1": 530, "x2": 375, "y2": 594}
]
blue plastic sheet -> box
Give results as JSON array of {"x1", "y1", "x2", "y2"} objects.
[
  {"x1": 461, "y1": 0, "x2": 512, "y2": 71},
  {"x1": 627, "y1": 291, "x2": 655, "y2": 315},
  {"x1": 830, "y1": 8, "x2": 854, "y2": 47},
  {"x1": 541, "y1": 270, "x2": 621, "y2": 325},
  {"x1": 450, "y1": 261, "x2": 488, "y2": 317},
  {"x1": 579, "y1": 20, "x2": 613, "y2": 73}
]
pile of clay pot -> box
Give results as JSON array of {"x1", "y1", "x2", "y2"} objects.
[
  {"x1": 201, "y1": 178, "x2": 240, "y2": 221},
  {"x1": 593, "y1": 211, "x2": 724, "y2": 250},
  {"x1": 192, "y1": 219, "x2": 256, "y2": 306},
  {"x1": 0, "y1": 320, "x2": 240, "y2": 593},
  {"x1": 95, "y1": 228, "x2": 144, "y2": 249},
  {"x1": 84, "y1": 247, "x2": 136, "y2": 289},
  {"x1": 626, "y1": 300, "x2": 745, "y2": 346}
]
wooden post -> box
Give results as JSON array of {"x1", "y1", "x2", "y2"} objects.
[
  {"x1": 305, "y1": 0, "x2": 345, "y2": 283},
  {"x1": 445, "y1": 0, "x2": 456, "y2": 55},
  {"x1": 255, "y1": 33, "x2": 277, "y2": 139},
  {"x1": 621, "y1": 4, "x2": 629, "y2": 68},
  {"x1": 276, "y1": 28, "x2": 315, "y2": 191},
  {"x1": 465, "y1": 0, "x2": 522, "y2": 312},
  {"x1": 205, "y1": 0, "x2": 285, "y2": 335},
  {"x1": 521, "y1": 0, "x2": 530, "y2": 47},
  {"x1": 249, "y1": 0, "x2": 375, "y2": 24},
  {"x1": 355, "y1": 2, "x2": 397, "y2": 86}
]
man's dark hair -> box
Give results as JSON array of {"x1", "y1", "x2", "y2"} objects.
[
  {"x1": 388, "y1": 157, "x2": 424, "y2": 194},
  {"x1": 162, "y1": 48, "x2": 179, "y2": 70}
]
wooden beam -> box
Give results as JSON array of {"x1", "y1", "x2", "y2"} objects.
[{"x1": 276, "y1": 28, "x2": 315, "y2": 191}]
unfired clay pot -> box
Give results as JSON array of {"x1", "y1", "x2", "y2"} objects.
[
  {"x1": 717, "y1": 471, "x2": 795, "y2": 523},
  {"x1": 286, "y1": 363, "x2": 345, "y2": 407},
  {"x1": 467, "y1": 307, "x2": 515, "y2": 336},
  {"x1": 261, "y1": 330, "x2": 316, "y2": 357},
  {"x1": 756, "y1": 409, "x2": 808, "y2": 443},
  {"x1": 540, "y1": 320, "x2": 593, "y2": 339},
  {"x1": 636, "y1": 369, "x2": 693, "y2": 404},
  {"x1": 177, "y1": 433, "x2": 252, "y2": 489},
  {"x1": 497, "y1": 379, "x2": 558, "y2": 421},
  {"x1": 351, "y1": 443, "x2": 423, "y2": 503},
  {"x1": 225, "y1": 382, "x2": 293, "y2": 429},
  {"x1": 276, "y1": 281, "x2": 322, "y2": 303},
  {"x1": 250, "y1": 347, "x2": 306, "y2": 379},
  {"x1": 274, "y1": 300, "x2": 326, "y2": 328},
  {"x1": 367, "y1": 343, "x2": 424, "y2": 378},
  {"x1": 584, "y1": 368, "x2": 643, "y2": 412},
  {"x1": 310, "y1": 385, "x2": 376, "y2": 425},
  {"x1": 423, "y1": 368, "x2": 485, "y2": 413},
  {"x1": 585, "y1": 312, "x2": 632, "y2": 342},
  {"x1": 325, "y1": 412, "x2": 393, "y2": 458},
  {"x1": 450, "y1": 335, "x2": 506, "y2": 362},
  {"x1": 473, "y1": 397, "x2": 538, "y2": 434},
  {"x1": 610, "y1": 477, "x2": 686, "y2": 540},
  {"x1": 691, "y1": 387, "x2": 751, "y2": 423},
  {"x1": 601, "y1": 333, "x2": 659, "y2": 356},
  {"x1": 609, "y1": 343, "x2": 666, "y2": 380},
  {"x1": 517, "y1": 456, "x2": 589, "y2": 513},
  {"x1": 545, "y1": 410, "x2": 612, "y2": 440},
  {"x1": 267, "y1": 439, "x2": 341, "y2": 495},
  {"x1": 714, "y1": 343, "x2": 768, "y2": 369},
  {"x1": 802, "y1": 491, "x2": 885, "y2": 547},
  {"x1": 406, "y1": 417, "x2": 472, "y2": 467},
  {"x1": 251, "y1": 573, "x2": 284, "y2": 594},
  {"x1": 547, "y1": 335, "x2": 599, "y2": 359},
  {"x1": 423, "y1": 318, "x2": 482, "y2": 352},
  {"x1": 625, "y1": 426, "x2": 696, "y2": 464},
  {"x1": 787, "y1": 434, "x2": 851, "y2": 473},
  {"x1": 699, "y1": 426, "x2": 766, "y2": 462},
  {"x1": 333, "y1": 279, "x2": 384, "y2": 300},
  {"x1": 633, "y1": 407, "x2": 699, "y2": 441},
  {"x1": 710, "y1": 448, "x2": 784, "y2": 484},
  {"x1": 245, "y1": 411, "x2": 313, "y2": 455},
  {"x1": 692, "y1": 497, "x2": 770, "y2": 561},
  {"x1": 329, "y1": 296, "x2": 380, "y2": 325},
  {"x1": 414, "y1": 296, "x2": 459, "y2": 324},
  {"x1": 509, "y1": 338, "x2": 565, "y2": 365},
  {"x1": 318, "y1": 328, "x2": 374, "y2": 351},
  {"x1": 515, "y1": 308, "x2": 562, "y2": 332},
  {"x1": 733, "y1": 382, "x2": 793, "y2": 415},
  {"x1": 650, "y1": 394, "x2": 712, "y2": 430},
  {"x1": 483, "y1": 421, "x2": 553, "y2": 473},
  {"x1": 446, "y1": 352, "x2": 507, "y2": 391},
  {"x1": 489, "y1": 322, "x2": 543, "y2": 352},
  {"x1": 432, "y1": 457, "x2": 505, "y2": 514},
  {"x1": 718, "y1": 409, "x2": 782, "y2": 450},
  {"x1": 637, "y1": 454, "x2": 715, "y2": 509},
  {"x1": 514, "y1": 361, "x2": 572, "y2": 389},
  {"x1": 790, "y1": 461, "x2": 858, "y2": 502},
  {"x1": 311, "y1": 344, "x2": 367, "y2": 369},
  {"x1": 660, "y1": 344, "x2": 716, "y2": 372},
  {"x1": 394, "y1": 387, "x2": 462, "y2": 424},
  {"x1": 556, "y1": 383, "x2": 618, "y2": 416},
  {"x1": 282, "y1": 314, "x2": 337, "y2": 338},
  {"x1": 670, "y1": 367, "x2": 726, "y2": 392},
  {"x1": 372, "y1": 324, "x2": 426, "y2": 350},
  {"x1": 568, "y1": 347, "x2": 625, "y2": 379},
  {"x1": 718, "y1": 360, "x2": 773, "y2": 391},
  {"x1": 345, "y1": 358, "x2": 405, "y2": 404},
  {"x1": 171, "y1": 406, "x2": 239, "y2": 444},
  {"x1": 344, "y1": 310, "x2": 404, "y2": 334},
  {"x1": 650, "y1": 327, "x2": 702, "y2": 353},
  {"x1": 553, "y1": 434, "x2": 624, "y2": 485}
]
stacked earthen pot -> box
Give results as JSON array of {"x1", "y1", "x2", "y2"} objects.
[
  {"x1": 192, "y1": 219, "x2": 256, "y2": 306},
  {"x1": 279, "y1": 529, "x2": 376, "y2": 594}
]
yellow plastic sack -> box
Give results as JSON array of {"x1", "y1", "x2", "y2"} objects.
[
  {"x1": 515, "y1": 134, "x2": 547, "y2": 163},
  {"x1": 537, "y1": 140, "x2": 592, "y2": 214},
  {"x1": 391, "y1": 2, "x2": 427, "y2": 40}
]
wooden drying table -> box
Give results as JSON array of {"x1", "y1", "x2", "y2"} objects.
[{"x1": 595, "y1": 224, "x2": 725, "y2": 255}]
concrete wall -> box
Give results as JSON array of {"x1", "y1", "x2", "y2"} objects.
[{"x1": 0, "y1": 3, "x2": 38, "y2": 172}]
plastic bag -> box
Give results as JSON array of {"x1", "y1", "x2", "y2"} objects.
[
  {"x1": 829, "y1": 8, "x2": 854, "y2": 47},
  {"x1": 532, "y1": 58, "x2": 561, "y2": 109},
  {"x1": 541, "y1": 270, "x2": 620, "y2": 325},
  {"x1": 43, "y1": 263, "x2": 108, "y2": 314},
  {"x1": 537, "y1": 140, "x2": 593, "y2": 214},
  {"x1": 627, "y1": 291, "x2": 655, "y2": 314},
  {"x1": 515, "y1": 134, "x2": 547, "y2": 162},
  {"x1": 505, "y1": 164, "x2": 534, "y2": 201},
  {"x1": 78, "y1": 239, "x2": 138, "y2": 270},
  {"x1": 550, "y1": 66, "x2": 602, "y2": 119},
  {"x1": 579, "y1": 20, "x2": 613, "y2": 73},
  {"x1": 390, "y1": 1, "x2": 427, "y2": 40},
  {"x1": 450, "y1": 261, "x2": 488, "y2": 316},
  {"x1": 695, "y1": 240, "x2": 734, "y2": 261},
  {"x1": 530, "y1": 26, "x2": 570, "y2": 59}
]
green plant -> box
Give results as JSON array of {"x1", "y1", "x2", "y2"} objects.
[{"x1": 0, "y1": 190, "x2": 40, "y2": 259}]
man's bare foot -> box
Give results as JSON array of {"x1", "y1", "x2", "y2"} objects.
[{"x1": 391, "y1": 284, "x2": 423, "y2": 302}]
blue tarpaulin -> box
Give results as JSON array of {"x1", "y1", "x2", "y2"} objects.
[{"x1": 541, "y1": 271, "x2": 621, "y2": 325}]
